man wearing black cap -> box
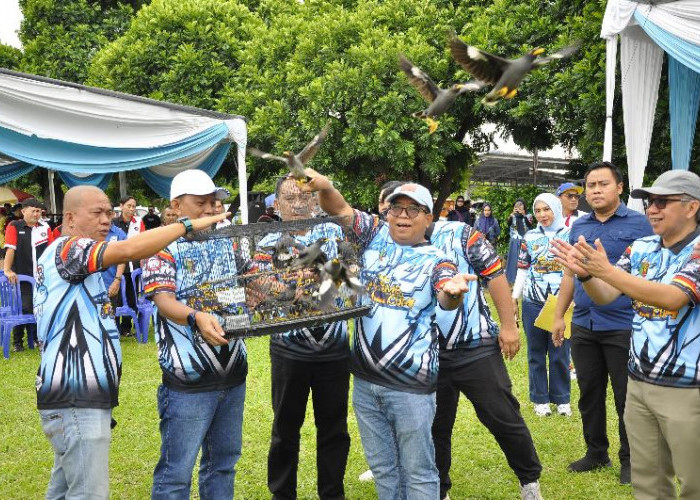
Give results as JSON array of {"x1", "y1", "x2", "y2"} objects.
[
  {"x1": 3, "y1": 198, "x2": 54, "y2": 351},
  {"x1": 552, "y1": 169, "x2": 700, "y2": 499}
]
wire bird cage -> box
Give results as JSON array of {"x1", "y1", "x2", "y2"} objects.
[{"x1": 182, "y1": 216, "x2": 370, "y2": 339}]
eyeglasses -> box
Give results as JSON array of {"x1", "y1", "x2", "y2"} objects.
[
  {"x1": 388, "y1": 203, "x2": 429, "y2": 218},
  {"x1": 643, "y1": 197, "x2": 687, "y2": 210},
  {"x1": 562, "y1": 193, "x2": 580, "y2": 200}
]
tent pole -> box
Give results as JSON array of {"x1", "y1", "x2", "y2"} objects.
[
  {"x1": 119, "y1": 171, "x2": 127, "y2": 199},
  {"x1": 48, "y1": 169, "x2": 57, "y2": 214}
]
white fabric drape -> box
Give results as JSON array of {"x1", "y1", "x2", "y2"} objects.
[
  {"x1": 0, "y1": 72, "x2": 226, "y2": 148},
  {"x1": 603, "y1": 37, "x2": 618, "y2": 162},
  {"x1": 601, "y1": 0, "x2": 638, "y2": 38},
  {"x1": 620, "y1": 25, "x2": 663, "y2": 213},
  {"x1": 602, "y1": 0, "x2": 700, "y2": 42}
]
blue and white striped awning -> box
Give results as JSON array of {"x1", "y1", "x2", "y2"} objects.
[{"x1": 0, "y1": 68, "x2": 249, "y2": 220}]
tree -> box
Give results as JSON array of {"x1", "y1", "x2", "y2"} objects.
[{"x1": 0, "y1": 44, "x2": 22, "y2": 69}]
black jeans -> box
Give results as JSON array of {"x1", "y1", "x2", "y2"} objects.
[
  {"x1": 432, "y1": 353, "x2": 542, "y2": 497},
  {"x1": 570, "y1": 324, "x2": 630, "y2": 463},
  {"x1": 268, "y1": 352, "x2": 350, "y2": 500},
  {"x1": 12, "y1": 281, "x2": 37, "y2": 347}
]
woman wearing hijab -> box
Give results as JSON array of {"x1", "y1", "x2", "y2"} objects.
[
  {"x1": 511, "y1": 193, "x2": 571, "y2": 417},
  {"x1": 474, "y1": 203, "x2": 501, "y2": 246},
  {"x1": 505, "y1": 199, "x2": 534, "y2": 284}
]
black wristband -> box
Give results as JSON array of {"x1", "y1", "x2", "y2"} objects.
[
  {"x1": 577, "y1": 274, "x2": 593, "y2": 283},
  {"x1": 178, "y1": 216, "x2": 193, "y2": 234}
]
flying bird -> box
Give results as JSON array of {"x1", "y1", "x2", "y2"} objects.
[
  {"x1": 448, "y1": 33, "x2": 580, "y2": 106},
  {"x1": 272, "y1": 233, "x2": 303, "y2": 269},
  {"x1": 336, "y1": 239, "x2": 360, "y2": 274},
  {"x1": 316, "y1": 258, "x2": 365, "y2": 310},
  {"x1": 248, "y1": 122, "x2": 331, "y2": 185},
  {"x1": 292, "y1": 238, "x2": 328, "y2": 269},
  {"x1": 399, "y1": 55, "x2": 484, "y2": 134}
]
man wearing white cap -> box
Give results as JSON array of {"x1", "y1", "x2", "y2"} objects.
[
  {"x1": 303, "y1": 173, "x2": 475, "y2": 500},
  {"x1": 142, "y1": 169, "x2": 249, "y2": 500},
  {"x1": 552, "y1": 169, "x2": 700, "y2": 499}
]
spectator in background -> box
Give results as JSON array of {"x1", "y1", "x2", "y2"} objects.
[
  {"x1": 475, "y1": 203, "x2": 501, "y2": 246},
  {"x1": 512, "y1": 193, "x2": 571, "y2": 418},
  {"x1": 551, "y1": 162, "x2": 652, "y2": 484},
  {"x1": 3, "y1": 198, "x2": 54, "y2": 351},
  {"x1": 112, "y1": 195, "x2": 145, "y2": 337},
  {"x1": 214, "y1": 199, "x2": 232, "y2": 229},
  {"x1": 505, "y1": 199, "x2": 533, "y2": 284},
  {"x1": 7, "y1": 203, "x2": 23, "y2": 224},
  {"x1": 161, "y1": 206, "x2": 178, "y2": 226},
  {"x1": 257, "y1": 206, "x2": 281, "y2": 223},
  {"x1": 142, "y1": 205, "x2": 162, "y2": 230},
  {"x1": 0, "y1": 207, "x2": 7, "y2": 259},
  {"x1": 447, "y1": 196, "x2": 474, "y2": 226},
  {"x1": 556, "y1": 183, "x2": 587, "y2": 228},
  {"x1": 102, "y1": 224, "x2": 127, "y2": 307}
]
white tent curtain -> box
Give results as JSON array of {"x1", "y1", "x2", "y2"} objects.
[
  {"x1": 603, "y1": 37, "x2": 618, "y2": 162},
  {"x1": 620, "y1": 25, "x2": 664, "y2": 213}
]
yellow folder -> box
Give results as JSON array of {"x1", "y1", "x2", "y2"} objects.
[{"x1": 533, "y1": 294, "x2": 574, "y2": 339}]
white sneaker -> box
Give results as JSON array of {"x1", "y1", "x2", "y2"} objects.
[
  {"x1": 358, "y1": 469, "x2": 374, "y2": 482},
  {"x1": 570, "y1": 367, "x2": 577, "y2": 380},
  {"x1": 557, "y1": 403, "x2": 572, "y2": 417},
  {"x1": 521, "y1": 481, "x2": 544, "y2": 500},
  {"x1": 534, "y1": 403, "x2": 552, "y2": 416},
  {"x1": 442, "y1": 496, "x2": 451, "y2": 500}
]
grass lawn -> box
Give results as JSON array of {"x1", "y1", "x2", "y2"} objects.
[{"x1": 0, "y1": 314, "x2": 634, "y2": 499}]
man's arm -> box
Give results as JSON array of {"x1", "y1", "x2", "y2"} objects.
[
  {"x1": 101, "y1": 213, "x2": 227, "y2": 269},
  {"x1": 107, "y1": 263, "x2": 126, "y2": 298},
  {"x1": 551, "y1": 270, "x2": 574, "y2": 346},
  {"x1": 487, "y1": 274, "x2": 520, "y2": 359},
  {"x1": 153, "y1": 292, "x2": 228, "y2": 346},
  {"x1": 302, "y1": 169, "x2": 353, "y2": 219},
  {"x1": 3, "y1": 247, "x2": 16, "y2": 284}
]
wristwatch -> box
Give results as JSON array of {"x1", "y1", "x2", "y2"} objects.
[
  {"x1": 178, "y1": 216, "x2": 194, "y2": 234},
  {"x1": 187, "y1": 311, "x2": 204, "y2": 343},
  {"x1": 577, "y1": 274, "x2": 593, "y2": 283}
]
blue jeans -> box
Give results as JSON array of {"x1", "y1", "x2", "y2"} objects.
[
  {"x1": 39, "y1": 407, "x2": 112, "y2": 500},
  {"x1": 352, "y1": 377, "x2": 439, "y2": 500},
  {"x1": 522, "y1": 300, "x2": 571, "y2": 404},
  {"x1": 151, "y1": 382, "x2": 246, "y2": 500}
]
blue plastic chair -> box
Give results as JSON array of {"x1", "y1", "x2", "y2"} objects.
[
  {"x1": 115, "y1": 273, "x2": 139, "y2": 340},
  {"x1": 131, "y1": 269, "x2": 153, "y2": 343},
  {"x1": 0, "y1": 274, "x2": 37, "y2": 359}
]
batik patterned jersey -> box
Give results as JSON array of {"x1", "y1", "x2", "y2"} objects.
[
  {"x1": 34, "y1": 237, "x2": 121, "y2": 409},
  {"x1": 432, "y1": 221, "x2": 502, "y2": 351},
  {"x1": 616, "y1": 234, "x2": 700, "y2": 387},
  {"x1": 255, "y1": 222, "x2": 348, "y2": 362},
  {"x1": 518, "y1": 226, "x2": 570, "y2": 304},
  {"x1": 143, "y1": 237, "x2": 248, "y2": 392},
  {"x1": 349, "y1": 210, "x2": 458, "y2": 394}
]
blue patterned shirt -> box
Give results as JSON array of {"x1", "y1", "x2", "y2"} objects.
[
  {"x1": 255, "y1": 222, "x2": 349, "y2": 361},
  {"x1": 518, "y1": 226, "x2": 570, "y2": 304},
  {"x1": 35, "y1": 237, "x2": 121, "y2": 409},
  {"x1": 143, "y1": 237, "x2": 248, "y2": 392},
  {"x1": 349, "y1": 210, "x2": 458, "y2": 394},
  {"x1": 616, "y1": 231, "x2": 700, "y2": 387}
]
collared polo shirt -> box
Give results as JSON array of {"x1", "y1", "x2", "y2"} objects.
[{"x1": 569, "y1": 202, "x2": 652, "y2": 331}]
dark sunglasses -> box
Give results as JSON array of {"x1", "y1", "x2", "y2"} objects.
[
  {"x1": 562, "y1": 193, "x2": 580, "y2": 200},
  {"x1": 388, "y1": 203, "x2": 429, "y2": 218},
  {"x1": 642, "y1": 197, "x2": 686, "y2": 210}
]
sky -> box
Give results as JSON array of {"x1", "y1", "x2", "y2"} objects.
[{"x1": 0, "y1": 0, "x2": 22, "y2": 48}]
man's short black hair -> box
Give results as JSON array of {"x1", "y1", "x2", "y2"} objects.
[
  {"x1": 584, "y1": 161, "x2": 624, "y2": 184},
  {"x1": 274, "y1": 176, "x2": 294, "y2": 198},
  {"x1": 119, "y1": 194, "x2": 136, "y2": 205},
  {"x1": 21, "y1": 198, "x2": 43, "y2": 209},
  {"x1": 379, "y1": 180, "x2": 407, "y2": 204}
]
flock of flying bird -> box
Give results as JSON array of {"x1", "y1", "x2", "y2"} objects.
[{"x1": 244, "y1": 33, "x2": 580, "y2": 311}]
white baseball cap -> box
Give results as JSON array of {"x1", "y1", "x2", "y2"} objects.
[
  {"x1": 385, "y1": 183, "x2": 434, "y2": 212},
  {"x1": 170, "y1": 169, "x2": 230, "y2": 201}
]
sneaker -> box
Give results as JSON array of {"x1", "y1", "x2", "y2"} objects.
[
  {"x1": 358, "y1": 469, "x2": 374, "y2": 482},
  {"x1": 442, "y1": 496, "x2": 451, "y2": 500},
  {"x1": 568, "y1": 455, "x2": 612, "y2": 473},
  {"x1": 620, "y1": 461, "x2": 631, "y2": 485},
  {"x1": 557, "y1": 404, "x2": 572, "y2": 417},
  {"x1": 12, "y1": 344, "x2": 24, "y2": 352},
  {"x1": 520, "y1": 481, "x2": 544, "y2": 500},
  {"x1": 570, "y1": 365, "x2": 577, "y2": 380},
  {"x1": 533, "y1": 403, "x2": 552, "y2": 416}
]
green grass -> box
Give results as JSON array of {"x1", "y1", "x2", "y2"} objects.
[{"x1": 0, "y1": 324, "x2": 633, "y2": 499}]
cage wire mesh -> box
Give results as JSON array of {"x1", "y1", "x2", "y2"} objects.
[{"x1": 181, "y1": 216, "x2": 370, "y2": 339}]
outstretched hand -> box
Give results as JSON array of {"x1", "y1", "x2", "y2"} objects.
[
  {"x1": 573, "y1": 236, "x2": 611, "y2": 278},
  {"x1": 550, "y1": 238, "x2": 588, "y2": 276},
  {"x1": 300, "y1": 168, "x2": 333, "y2": 193},
  {"x1": 442, "y1": 273, "x2": 477, "y2": 297}
]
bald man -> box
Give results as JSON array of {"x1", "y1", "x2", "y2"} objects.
[{"x1": 34, "y1": 185, "x2": 227, "y2": 500}]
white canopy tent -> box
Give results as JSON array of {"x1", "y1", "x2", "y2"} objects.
[
  {"x1": 0, "y1": 69, "x2": 250, "y2": 222},
  {"x1": 601, "y1": 0, "x2": 700, "y2": 212}
]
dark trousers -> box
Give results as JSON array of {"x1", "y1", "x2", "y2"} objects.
[
  {"x1": 116, "y1": 270, "x2": 137, "y2": 334},
  {"x1": 12, "y1": 281, "x2": 36, "y2": 347},
  {"x1": 432, "y1": 353, "x2": 542, "y2": 498},
  {"x1": 570, "y1": 323, "x2": 630, "y2": 464},
  {"x1": 268, "y1": 352, "x2": 350, "y2": 500}
]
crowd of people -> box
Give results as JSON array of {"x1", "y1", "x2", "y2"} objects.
[{"x1": 3, "y1": 161, "x2": 699, "y2": 500}]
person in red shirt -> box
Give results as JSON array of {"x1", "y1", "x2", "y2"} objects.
[{"x1": 3, "y1": 198, "x2": 55, "y2": 351}]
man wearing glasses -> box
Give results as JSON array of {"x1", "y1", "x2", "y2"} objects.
[
  {"x1": 551, "y1": 169, "x2": 700, "y2": 499},
  {"x1": 556, "y1": 182, "x2": 587, "y2": 228},
  {"x1": 551, "y1": 162, "x2": 651, "y2": 485}
]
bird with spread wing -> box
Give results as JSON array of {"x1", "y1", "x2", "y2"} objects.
[
  {"x1": 448, "y1": 33, "x2": 580, "y2": 106},
  {"x1": 248, "y1": 122, "x2": 331, "y2": 185},
  {"x1": 399, "y1": 55, "x2": 485, "y2": 134}
]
